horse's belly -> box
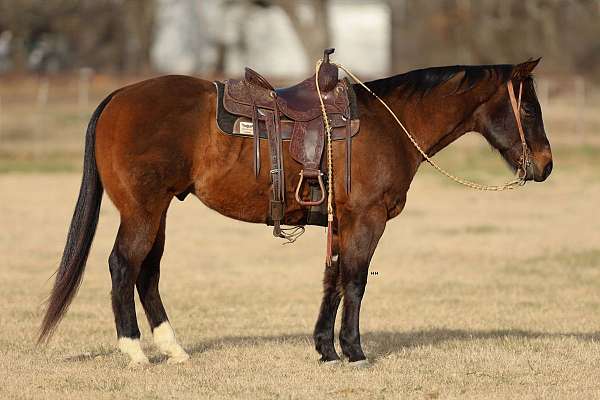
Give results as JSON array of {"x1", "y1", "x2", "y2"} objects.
[{"x1": 192, "y1": 177, "x2": 270, "y2": 224}]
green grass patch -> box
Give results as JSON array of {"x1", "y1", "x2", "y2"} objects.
[
  {"x1": 504, "y1": 249, "x2": 600, "y2": 281},
  {"x1": 463, "y1": 224, "x2": 500, "y2": 234},
  {"x1": 0, "y1": 155, "x2": 80, "y2": 173},
  {"x1": 518, "y1": 249, "x2": 600, "y2": 270}
]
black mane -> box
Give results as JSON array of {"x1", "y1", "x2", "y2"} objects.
[{"x1": 361, "y1": 64, "x2": 515, "y2": 98}]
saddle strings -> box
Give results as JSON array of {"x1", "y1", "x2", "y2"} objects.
[
  {"x1": 331, "y1": 63, "x2": 528, "y2": 192},
  {"x1": 279, "y1": 225, "x2": 305, "y2": 244}
]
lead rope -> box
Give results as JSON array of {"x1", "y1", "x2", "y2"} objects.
[
  {"x1": 332, "y1": 62, "x2": 528, "y2": 191},
  {"x1": 315, "y1": 61, "x2": 529, "y2": 266}
]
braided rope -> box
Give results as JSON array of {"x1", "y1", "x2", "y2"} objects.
[
  {"x1": 334, "y1": 63, "x2": 527, "y2": 191},
  {"x1": 315, "y1": 60, "x2": 335, "y2": 221}
]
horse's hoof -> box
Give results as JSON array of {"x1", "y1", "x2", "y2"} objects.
[
  {"x1": 348, "y1": 359, "x2": 369, "y2": 368},
  {"x1": 167, "y1": 352, "x2": 190, "y2": 364},
  {"x1": 321, "y1": 359, "x2": 341, "y2": 366}
]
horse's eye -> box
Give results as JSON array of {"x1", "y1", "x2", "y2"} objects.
[{"x1": 521, "y1": 105, "x2": 535, "y2": 117}]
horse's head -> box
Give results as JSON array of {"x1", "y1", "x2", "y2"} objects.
[{"x1": 475, "y1": 59, "x2": 552, "y2": 182}]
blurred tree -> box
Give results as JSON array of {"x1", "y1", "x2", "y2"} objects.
[
  {"x1": 0, "y1": 0, "x2": 156, "y2": 73},
  {"x1": 387, "y1": 0, "x2": 600, "y2": 79},
  {"x1": 269, "y1": 0, "x2": 332, "y2": 62},
  {"x1": 122, "y1": 0, "x2": 156, "y2": 72},
  {"x1": 0, "y1": 0, "x2": 598, "y2": 79}
]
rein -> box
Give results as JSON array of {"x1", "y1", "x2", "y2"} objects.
[
  {"x1": 507, "y1": 80, "x2": 531, "y2": 178},
  {"x1": 315, "y1": 61, "x2": 529, "y2": 265}
]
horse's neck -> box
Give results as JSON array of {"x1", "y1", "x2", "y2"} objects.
[{"x1": 387, "y1": 82, "x2": 499, "y2": 159}]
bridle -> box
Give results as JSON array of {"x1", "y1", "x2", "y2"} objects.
[{"x1": 506, "y1": 80, "x2": 531, "y2": 180}]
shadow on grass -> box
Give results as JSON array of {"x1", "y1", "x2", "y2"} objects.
[
  {"x1": 61, "y1": 329, "x2": 600, "y2": 364},
  {"x1": 63, "y1": 347, "x2": 117, "y2": 362},
  {"x1": 186, "y1": 328, "x2": 600, "y2": 361}
]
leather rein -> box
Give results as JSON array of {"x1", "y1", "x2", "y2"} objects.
[{"x1": 506, "y1": 80, "x2": 531, "y2": 180}]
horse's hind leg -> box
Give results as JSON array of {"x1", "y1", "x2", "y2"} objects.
[
  {"x1": 136, "y1": 211, "x2": 189, "y2": 364},
  {"x1": 313, "y1": 233, "x2": 342, "y2": 362},
  {"x1": 109, "y1": 209, "x2": 165, "y2": 366}
]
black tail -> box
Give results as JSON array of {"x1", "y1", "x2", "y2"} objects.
[{"x1": 38, "y1": 93, "x2": 115, "y2": 343}]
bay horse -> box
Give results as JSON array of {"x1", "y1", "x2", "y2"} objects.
[{"x1": 39, "y1": 59, "x2": 552, "y2": 366}]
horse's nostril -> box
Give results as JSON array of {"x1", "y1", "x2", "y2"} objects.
[{"x1": 543, "y1": 160, "x2": 553, "y2": 179}]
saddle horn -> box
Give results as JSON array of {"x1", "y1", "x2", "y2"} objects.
[
  {"x1": 323, "y1": 48, "x2": 335, "y2": 64},
  {"x1": 318, "y1": 48, "x2": 338, "y2": 92}
]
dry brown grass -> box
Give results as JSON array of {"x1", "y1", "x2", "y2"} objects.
[
  {"x1": 0, "y1": 149, "x2": 599, "y2": 399},
  {"x1": 1, "y1": 75, "x2": 600, "y2": 398}
]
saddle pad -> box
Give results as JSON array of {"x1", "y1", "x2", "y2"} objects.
[{"x1": 214, "y1": 81, "x2": 360, "y2": 141}]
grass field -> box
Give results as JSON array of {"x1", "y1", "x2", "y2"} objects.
[{"x1": 1, "y1": 76, "x2": 600, "y2": 398}]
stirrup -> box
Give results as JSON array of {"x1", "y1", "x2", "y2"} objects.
[{"x1": 295, "y1": 170, "x2": 326, "y2": 206}]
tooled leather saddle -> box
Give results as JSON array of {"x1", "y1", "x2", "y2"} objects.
[{"x1": 217, "y1": 48, "x2": 359, "y2": 238}]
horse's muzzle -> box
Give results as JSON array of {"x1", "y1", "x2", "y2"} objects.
[{"x1": 532, "y1": 147, "x2": 553, "y2": 182}]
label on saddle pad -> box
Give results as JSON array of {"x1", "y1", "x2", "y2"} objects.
[{"x1": 239, "y1": 121, "x2": 254, "y2": 136}]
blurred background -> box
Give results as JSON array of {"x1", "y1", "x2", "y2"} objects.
[
  {"x1": 0, "y1": 0, "x2": 598, "y2": 171},
  {"x1": 2, "y1": 3, "x2": 600, "y2": 396}
]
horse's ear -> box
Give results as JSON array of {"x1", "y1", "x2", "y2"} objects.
[{"x1": 512, "y1": 58, "x2": 541, "y2": 80}]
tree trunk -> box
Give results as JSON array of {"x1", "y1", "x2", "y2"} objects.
[{"x1": 274, "y1": 0, "x2": 331, "y2": 63}]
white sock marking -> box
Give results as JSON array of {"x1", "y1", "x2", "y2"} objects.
[
  {"x1": 118, "y1": 337, "x2": 149, "y2": 365},
  {"x1": 153, "y1": 321, "x2": 189, "y2": 362}
]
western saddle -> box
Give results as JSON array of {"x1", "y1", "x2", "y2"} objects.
[{"x1": 221, "y1": 48, "x2": 359, "y2": 238}]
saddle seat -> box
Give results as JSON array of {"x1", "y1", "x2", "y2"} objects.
[{"x1": 244, "y1": 54, "x2": 340, "y2": 122}]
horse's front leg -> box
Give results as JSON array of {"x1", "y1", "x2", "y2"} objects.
[
  {"x1": 338, "y1": 207, "x2": 386, "y2": 364},
  {"x1": 313, "y1": 233, "x2": 342, "y2": 362}
]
